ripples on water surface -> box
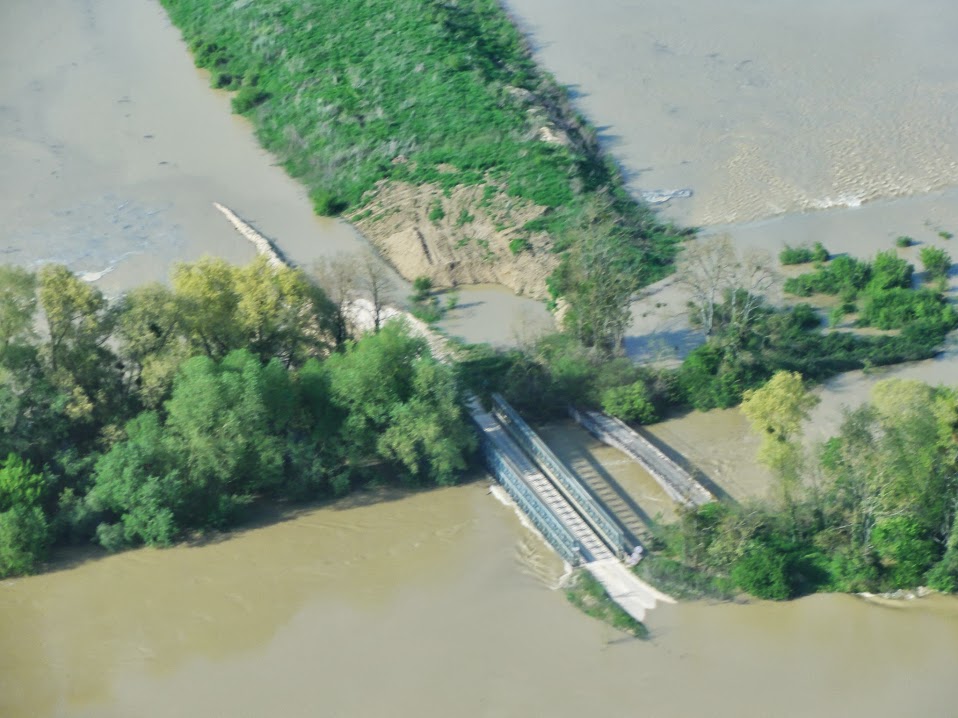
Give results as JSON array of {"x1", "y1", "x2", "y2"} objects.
[{"x1": 506, "y1": 0, "x2": 958, "y2": 226}]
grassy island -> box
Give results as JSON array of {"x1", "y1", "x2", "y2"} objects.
[{"x1": 159, "y1": 0, "x2": 686, "y2": 350}]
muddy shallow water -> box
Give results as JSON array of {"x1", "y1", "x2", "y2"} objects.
[{"x1": 3, "y1": 484, "x2": 958, "y2": 718}]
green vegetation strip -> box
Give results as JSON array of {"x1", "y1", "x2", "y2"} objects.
[
  {"x1": 158, "y1": 0, "x2": 685, "y2": 350},
  {"x1": 642, "y1": 373, "x2": 958, "y2": 599},
  {"x1": 565, "y1": 569, "x2": 649, "y2": 638}
]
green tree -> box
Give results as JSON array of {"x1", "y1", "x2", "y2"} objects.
[
  {"x1": 867, "y1": 250, "x2": 913, "y2": 292},
  {"x1": 601, "y1": 381, "x2": 658, "y2": 424},
  {"x1": 741, "y1": 371, "x2": 819, "y2": 512},
  {"x1": 0, "y1": 453, "x2": 47, "y2": 512},
  {"x1": 0, "y1": 266, "x2": 38, "y2": 358},
  {"x1": 164, "y1": 350, "x2": 288, "y2": 502},
  {"x1": 871, "y1": 516, "x2": 936, "y2": 588},
  {"x1": 730, "y1": 540, "x2": 791, "y2": 599},
  {"x1": 37, "y1": 264, "x2": 121, "y2": 424},
  {"x1": 86, "y1": 411, "x2": 184, "y2": 548},
  {"x1": 741, "y1": 371, "x2": 819, "y2": 464},
  {"x1": 115, "y1": 283, "x2": 186, "y2": 407},
  {"x1": 0, "y1": 504, "x2": 50, "y2": 577},
  {"x1": 379, "y1": 359, "x2": 475, "y2": 484},
  {"x1": 326, "y1": 322, "x2": 473, "y2": 484},
  {"x1": 171, "y1": 257, "x2": 244, "y2": 359}
]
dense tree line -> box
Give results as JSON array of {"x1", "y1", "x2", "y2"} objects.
[
  {"x1": 643, "y1": 373, "x2": 958, "y2": 599},
  {"x1": 0, "y1": 258, "x2": 474, "y2": 577}
]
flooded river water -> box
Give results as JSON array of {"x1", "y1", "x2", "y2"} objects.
[
  {"x1": 506, "y1": 0, "x2": 958, "y2": 228},
  {"x1": 3, "y1": 0, "x2": 958, "y2": 715},
  {"x1": 3, "y1": 484, "x2": 958, "y2": 717}
]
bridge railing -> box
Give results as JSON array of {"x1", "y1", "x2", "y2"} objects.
[
  {"x1": 491, "y1": 394, "x2": 628, "y2": 556},
  {"x1": 571, "y1": 407, "x2": 713, "y2": 507},
  {"x1": 474, "y1": 420, "x2": 583, "y2": 566}
]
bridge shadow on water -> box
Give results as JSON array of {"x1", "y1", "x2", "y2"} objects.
[
  {"x1": 554, "y1": 440, "x2": 660, "y2": 545},
  {"x1": 633, "y1": 425, "x2": 737, "y2": 506}
]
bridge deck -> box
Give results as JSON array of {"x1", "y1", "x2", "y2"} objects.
[
  {"x1": 472, "y1": 407, "x2": 612, "y2": 562},
  {"x1": 572, "y1": 409, "x2": 713, "y2": 508},
  {"x1": 555, "y1": 447, "x2": 655, "y2": 544}
]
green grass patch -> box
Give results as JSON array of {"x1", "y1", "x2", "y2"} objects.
[
  {"x1": 158, "y1": 0, "x2": 683, "y2": 316},
  {"x1": 565, "y1": 569, "x2": 649, "y2": 638}
]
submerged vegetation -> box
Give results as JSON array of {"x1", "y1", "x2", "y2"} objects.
[
  {"x1": 158, "y1": 0, "x2": 686, "y2": 350},
  {"x1": 0, "y1": 259, "x2": 475, "y2": 577},
  {"x1": 470, "y1": 237, "x2": 955, "y2": 419}
]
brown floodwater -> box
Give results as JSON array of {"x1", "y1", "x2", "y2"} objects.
[
  {"x1": 3, "y1": 483, "x2": 958, "y2": 717},
  {"x1": 506, "y1": 0, "x2": 958, "y2": 228}
]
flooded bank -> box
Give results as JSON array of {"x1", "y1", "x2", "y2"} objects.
[{"x1": 2, "y1": 483, "x2": 957, "y2": 717}]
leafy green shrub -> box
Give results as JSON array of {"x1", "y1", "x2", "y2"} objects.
[
  {"x1": 783, "y1": 255, "x2": 871, "y2": 297},
  {"x1": 811, "y1": 242, "x2": 830, "y2": 263},
  {"x1": 939, "y1": 230, "x2": 954, "y2": 240},
  {"x1": 895, "y1": 235, "x2": 914, "y2": 248},
  {"x1": 779, "y1": 244, "x2": 815, "y2": 265},
  {"x1": 0, "y1": 454, "x2": 47, "y2": 512},
  {"x1": 867, "y1": 250, "x2": 913, "y2": 292},
  {"x1": 411, "y1": 276, "x2": 433, "y2": 303},
  {"x1": 231, "y1": 87, "x2": 270, "y2": 114},
  {"x1": 926, "y1": 548, "x2": 958, "y2": 592},
  {"x1": 428, "y1": 200, "x2": 445, "y2": 223},
  {"x1": 211, "y1": 71, "x2": 240, "y2": 90},
  {"x1": 920, "y1": 246, "x2": 952, "y2": 282},
  {"x1": 828, "y1": 306, "x2": 845, "y2": 327},
  {"x1": 858, "y1": 288, "x2": 955, "y2": 329},
  {"x1": 730, "y1": 541, "x2": 792, "y2": 599},
  {"x1": 871, "y1": 517, "x2": 937, "y2": 589},
  {"x1": 455, "y1": 209, "x2": 474, "y2": 227},
  {"x1": 0, "y1": 505, "x2": 50, "y2": 577},
  {"x1": 601, "y1": 381, "x2": 658, "y2": 424},
  {"x1": 508, "y1": 237, "x2": 530, "y2": 255},
  {"x1": 310, "y1": 188, "x2": 348, "y2": 216}
]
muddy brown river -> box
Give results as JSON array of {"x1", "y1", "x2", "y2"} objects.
[
  {"x1": 3, "y1": 484, "x2": 958, "y2": 717},
  {"x1": 2, "y1": 0, "x2": 958, "y2": 715}
]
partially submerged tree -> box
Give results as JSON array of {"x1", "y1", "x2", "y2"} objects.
[{"x1": 677, "y1": 235, "x2": 775, "y2": 341}]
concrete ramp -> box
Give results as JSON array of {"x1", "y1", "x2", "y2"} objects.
[{"x1": 586, "y1": 558, "x2": 675, "y2": 622}]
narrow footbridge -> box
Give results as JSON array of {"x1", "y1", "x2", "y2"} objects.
[
  {"x1": 472, "y1": 395, "x2": 674, "y2": 620},
  {"x1": 571, "y1": 408, "x2": 713, "y2": 508}
]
